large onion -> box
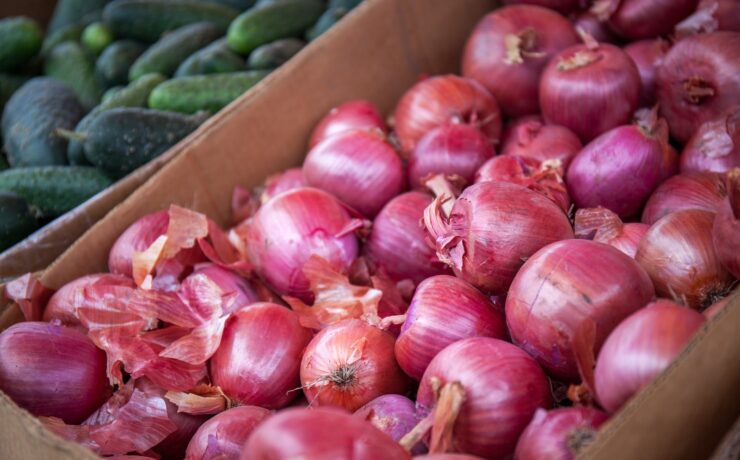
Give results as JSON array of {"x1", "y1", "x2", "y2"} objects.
[
  {"x1": 592, "y1": 0, "x2": 699, "y2": 39},
  {"x1": 514, "y1": 407, "x2": 609, "y2": 460},
  {"x1": 675, "y1": 0, "x2": 740, "y2": 38},
  {"x1": 681, "y1": 107, "x2": 740, "y2": 174},
  {"x1": 185, "y1": 405, "x2": 270, "y2": 460},
  {"x1": 712, "y1": 169, "x2": 740, "y2": 278},
  {"x1": 641, "y1": 172, "x2": 727, "y2": 225},
  {"x1": 623, "y1": 39, "x2": 671, "y2": 108},
  {"x1": 575, "y1": 207, "x2": 649, "y2": 258},
  {"x1": 309, "y1": 100, "x2": 388, "y2": 148}
]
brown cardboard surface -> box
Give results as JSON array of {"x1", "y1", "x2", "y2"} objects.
[{"x1": 710, "y1": 416, "x2": 740, "y2": 460}]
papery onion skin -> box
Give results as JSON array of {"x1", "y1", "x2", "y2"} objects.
[
  {"x1": 574, "y1": 207, "x2": 649, "y2": 259},
  {"x1": 243, "y1": 407, "x2": 412, "y2": 460},
  {"x1": 417, "y1": 338, "x2": 552, "y2": 459},
  {"x1": 501, "y1": 118, "x2": 582, "y2": 169},
  {"x1": 506, "y1": 239, "x2": 655, "y2": 381},
  {"x1": 624, "y1": 39, "x2": 671, "y2": 108},
  {"x1": 211, "y1": 302, "x2": 313, "y2": 409},
  {"x1": 712, "y1": 169, "x2": 740, "y2": 278},
  {"x1": 309, "y1": 100, "x2": 388, "y2": 148},
  {"x1": 636, "y1": 209, "x2": 735, "y2": 309},
  {"x1": 641, "y1": 172, "x2": 727, "y2": 225},
  {"x1": 355, "y1": 394, "x2": 424, "y2": 455},
  {"x1": 572, "y1": 12, "x2": 620, "y2": 45},
  {"x1": 462, "y1": 5, "x2": 578, "y2": 117},
  {"x1": 502, "y1": 0, "x2": 581, "y2": 14},
  {"x1": 0, "y1": 322, "x2": 109, "y2": 424},
  {"x1": 681, "y1": 108, "x2": 740, "y2": 174},
  {"x1": 656, "y1": 31, "x2": 740, "y2": 144},
  {"x1": 675, "y1": 0, "x2": 740, "y2": 37},
  {"x1": 395, "y1": 275, "x2": 507, "y2": 380},
  {"x1": 599, "y1": 0, "x2": 699, "y2": 39},
  {"x1": 300, "y1": 319, "x2": 408, "y2": 412},
  {"x1": 185, "y1": 405, "x2": 270, "y2": 460},
  {"x1": 192, "y1": 264, "x2": 258, "y2": 313},
  {"x1": 109, "y1": 210, "x2": 169, "y2": 276},
  {"x1": 155, "y1": 401, "x2": 209, "y2": 460},
  {"x1": 261, "y1": 168, "x2": 306, "y2": 203},
  {"x1": 594, "y1": 300, "x2": 706, "y2": 413},
  {"x1": 514, "y1": 407, "x2": 609, "y2": 460}
]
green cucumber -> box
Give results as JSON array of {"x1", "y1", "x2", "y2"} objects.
[
  {"x1": 0, "y1": 192, "x2": 38, "y2": 251},
  {"x1": 306, "y1": 7, "x2": 348, "y2": 41},
  {"x1": 96, "y1": 40, "x2": 148, "y2": 87},
  {"x1": 175, "y1": 38, "x2": 246, "y2": 77},
  {"x1": 0, "y1": 17, "x2": 43, "y2": 72},
  {"x1": 201, "y1": 0, "x2": 258, "y2": 9},
  {"x1": 247, "y1": 38, "x2": 304, "y2": 70},
  {"x1": 44, "y1": 41, "x2": 104, "y2": 111},
  {"x1": 48, "y1": 0, "x2": 111, "y2": 35},
  {"x1": 41, "y1": 24, "x2": 84, "y2": 57},
  {"x1": 81, "y1": 22, "x2": 115, "y2": 55}
]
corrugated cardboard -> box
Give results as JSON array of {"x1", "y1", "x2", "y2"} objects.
[{"x1": 0, "y1": 0, "x2": 738, "y2": 459}]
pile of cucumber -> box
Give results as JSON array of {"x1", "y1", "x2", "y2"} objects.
[{"x1": 0, "y1": 0, "x2": 361, "y2": 251}]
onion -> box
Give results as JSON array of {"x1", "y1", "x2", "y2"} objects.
[
  {"x1": 393, "y1": 75, "x2": 501, "y2": 155},
  {"x1": 656, "y1": 31, "x2": 740, "y2": 143},
  {"x1": 185, "y1": 406, "x2": 270, "y2": 460},
  {"x1": 243, "y1": 407, "x2": 411, "y2": 459},
  {"x1": 260, "y1": 168, "x2": 306, "y2": 203},
  {"x1": 502, "y1": 0, "x2": 581, "y2": 14},
  {"x1": 675, "y1": 0, "x2": 740, "y2": 38},
  {"x1": 712, "y1": 168, "x2": 740, "y2": 278},
  {"x1": 506, "y1": 239, "x2": 655, "y2": 381},
  {"x1": 500, "y1": 118, "x2": 582, "y2": 169},
  {"x1": 355, "y1": 395, "x2": 424, "y2": 455},
  {"x1": 514, "y1": 407, "x2": 609, "y2": 460},
  {"x1": 623, "y1": 39, "x2": 671, "y2": 107},
  {"x1": 245, "y1": 187, "x2": 359, "y2": 300},
  {"x1": 0, "y1": 322, "x2": 109, "y2": 423},
  {"x1": 540, "y1": 40, "x2": 640, "y2": 143},
  {"x1": 594, "y1": 300, "x2": 706, "y2": 413},
  {"x1": 571, "y1": 12, "x2": 620, "y2": 45},
  {"x1": 191, "y1": 264, "x2": 258, "y2": 314},
  {"x1": 364, "y1": 192, "x2": 450, "y2": 285},
  {"x1": 636, "y1": 209, "x2": 735, "y2": 309},
  {"x1": 424, "y1": 181, "x2": 573, "y2": 294},
  {"x1": 309, "y1": 100, "x2": 388, "y2": 148},
  {"x1": 501, "y1": 115, "x2": 543, "y2": 150},
  {"x1": 210, "y1": 302, "x2": 313, "y2": 409},
  {"x1": 642, "y1": 171, "x2": 727, "y2": 224},
  {"x1": 681, "y1": 107, "x2": 740, "y2": 174},
  {"x1": 408, "y1": 124, "x2": 493, "y2": 189},
  {"x1": 574, "y1": 207, "x2": 649, "y2": 258},
  {"x1": 462, "y1": 5, "x2": 578, "y2": 117},
  {"x1": 303, "y1": 130, "x2": 405, "y2": 217},
  {"x1": 300, "y1": 319, "x2": 408, "y2": 412},
  {"x1": 395, "y1": 275, "x2": 507, "y2": 380},
  {"x1": 592, "y1": 0, "x2": 699, "y2": 39},
  {"x1": 155, "y1": 401, "x2": 208, "y2": 460},
  {"x1": 414, "y1": 456, "x2": 484, "y2": 460}
]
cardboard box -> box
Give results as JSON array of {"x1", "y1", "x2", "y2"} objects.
[{"x1": 1, "y1": 0, "x2": 738, "y2": 458}]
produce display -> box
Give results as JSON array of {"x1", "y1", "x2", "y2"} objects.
[
  {"x1": 0, "y1": 0, "x2": 362, "y2": 251},
  {"x1": 1, "y1": 1, "x2": 739, "y2": 460}
]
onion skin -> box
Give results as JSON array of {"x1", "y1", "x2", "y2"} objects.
[
  {"x1": 501, "y1": 118, "x2": 581, "y2": 169},
  {"x1": 309, "y1": 100, "x2": 388, "y2": 148},
  {"x1": 675, "y1": 0, "x2": 740, "y2": 37},
  {"x1": 597, "y1": 0, "x2": 699, "y2": 39},
  {"x1": 624, "y1": 39, "x2": 671, "y2": 108},
  {"x1": 502, "y1": 0, "x2": 581, "y2": 14},
  {"x1": 594, "y1": 300, "x2": 706, "y2": 413},
  {"x1": 210, "y1": 302, "x2": 313, "y2": 409},
  {"x1": 636, "y1": 209, "x2": 735, "y2": 309},
  {"x1": 514, "y1": 407, "x2": 609, "y2": 460},
  {"x1": 574, "y1": 207, "x2": 649, "y2": 258},
  {"x1": 572, "y1": 12, "x2": 620, "y2": 45},
  {"x1": 414, "y1": 455, "x2": 484, "y2": 460},
  {"x1": 304, "y1": 130, "x2": 405, "y2": 217},
  {"x1": 681, "y1": 108, "x2": 740, "y2": 174},
  {"x1": 641, "y1": 172, "x2": 727, "y2": 225},
  {"x1": 506, "y1": 239, "x2": 655, "y2": 381},
  {"x1": 0, "y1": 322, "x2": 109, "y2": 424},
  {"x1": 260, "y1": 168, "x2": 306, "y2": 203},
  {"x1": 109, "y1": 210, "x2": 169, "y2": 276},
  {"x1": 243, "y1": 407, "x2": 412, "y2": 460},
  {"x1": 191, "y1": 264, "x2": 258, "y2": 313},
  {"x1": 656, "y1": 32, "x2": 740, "y2": 143},
  {"x1": 355, "y1": 395, "x2": 424, "y2": 455},
  {"x1": 185, "y1": 406, "x2": 270, "y2": 460},
  {"x1": 712, "y1": 169, "x2": 740, "y2": 278},
  {"x1": 395, "y1": 275, "x2": 507, "y2": 380}
]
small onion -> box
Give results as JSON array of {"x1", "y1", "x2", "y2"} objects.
[
  {"x1": 309, "y1": 100, "x2": 388, "y2": 148},
  {"x1": 712, "y1": 169, "x2": 740, "y2": 278},
  {"x1": 681, "y1": 107, "x2": 740, "y2": 174},
  {"x1": 502, "y1": 0, "x2": 581, "y2": 14},
  {"x1": 355, "y1": 395, "x2": 424, "y2": 455},
  {"x1": 642, "y1": 172, "x2": 727, "y2": 225},
  {"x1": 574, "y1": 207, "x2": 649, "y2": 258},
  {"x1": 260, "y1": 168, "x2": 306, "y2": 203},
  {"x1": 623, "y1": 39, "x2": 671, "y2": 107},
  {"x1": 594, "y1": 0, "x2": 699, "y2": 39},
  {"x1": 514, "y1": 407, "x2": 609, "y2": 460},
  {"x1": 500, "y1": 118, "x2": 582, "y2": 169},
  {"x1": 571, "y1": 12, "x2": 620, "y2": 45},
  {"x1": 185, "y1": 406, "x2": 270, "y2": 460},
  {"x1": 675, "y1": 0, "x2": 740, "y2": 38}
]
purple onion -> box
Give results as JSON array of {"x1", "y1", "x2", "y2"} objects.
[{"x1": 354, "y1": 394, "x2": 424, "y2": 455}]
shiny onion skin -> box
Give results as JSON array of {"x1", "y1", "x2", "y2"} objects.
[
  {"x1": 540, "y1": 42, "x2": 640, "y2": 143},
  {"x1": 594, "y1": 300, "x2": 706, "y2": 413},
  {"x1": 260, "y1": 167, "x2": 306, "y2": 203},
  {"x1": 408, "y1": 124, "x2": 493, "y2": 189},
  {"x1": 185, "y1": 406, "x2": 270, "y2": 460},
  {"x1": 641, "y1": 172, "x2": 727, "y2": 225},
  {"x1": 416, "y1": 338, "x2": 551, "y2": 458},
  {"x1": 365, "y1": 192, "x2": 450, "y2": 285},
  {"x1": 681, "y1": 108, "x2": 740, "y2": 174},
  {"x1": 300, "y1": 319, "x2": 408, "y2": 412},
  {"x1": 109, "y1": 210, "x2": 169, "y2": 276},
  {"x1": 656, "y1": 32, "x2": 740, "y2": 144},
  {"x1": 355, "y1": 395, "x2": 423, "y2": 454},
  {"x1": 192, "y1": 264, "x2": 258, "y2": 313},
  {"x1": 210, "y1": 303, "x2": 313, "y2": 409},
  {"x1": 309, "y1": 100, "x2": 388, "y2": 148},
  {"x1": 245, "y1": 187, "x2": 359, "y2": 300},
  {"x1": 712, "y1": 169, "x2": 740, "y2": 278},
  {"x1": 594, "y1": 0, "x2": 699, "y2": 39},
  {"x1": 502, "y1": 0, "x2": 581, "y2": 14},
  {"x1": 635, "y1": 210, "x2": 735, "y2": 309},
  {"x1": 513, "y1": 407, "x2": 609, "y2": 460},
  {"x1": 0, "y1": 322, "x2": 109, "y2": 423},
  {"x1": 462, "y1": 5, "x2": 578, "y2": 117},
  {"x1": 393, "y1": 75, "x2": 502, "y2": 155},
  {"x1": 574, "y1": 207, "x2": 649, "y2": 258},
  {"x1": 501, "y1": 118, "x2": 582, "y2": 169},
  {"x1": 572, "y1": 12, "x2": 620, "y2": 45},
  {"x1": 395, "y1": 275, "x2": 507, "y2": 380},
  {"x1": 676, "y1": 0, "x2": 740, "y2": 37},
  {"x1": 303, "y1": 130, "x2": 405, "y2": 217},
  {"x1": 506, "y1": 239, "x2": 655, "y2": 381},
  {"x1": 243, "y1": 407, "x2": 412, "y2": 460},
  {"x1": 623, "y1": 39, "x2": 671, "y2": 107}
]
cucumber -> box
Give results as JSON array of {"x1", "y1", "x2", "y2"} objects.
[
  {"x1": 103, "y1": 0, "x2": 239, "y2": 43},
  {"x1": 48, "y1": 0, "x2": 111, "y2": 35},
  {"x1": 129, "y1": 22, "x2": 223, "y2": 81},
  {"x1": 306, "y1": 7, "x2": 348, "y2": 41},
  {"x1": 148, "y1": 71, "x2": 269, "y2": 114},
  {"x1": 247, "y1": 38, "x2": 304, "y2": 70},
  {"x1": 175, "y1": 38, "x2": 246, "y2": 77},
  {"x1": 0, "y1": 74, "x2": 29, "y2": 114},
  {"x1": 2, "y1": 78, "x2": 85, "y2": 167},
  {"x1": 82, "y1": 22, "x2": 114, "y2": 55},
  {"x1": 41, "y1": 24, "x2": 84, "y2": 57},
  {"x1": 0, "y1": 192, "x2": 38, "y2": 251},
  {"x1": 227, "y1": 0, "x2": 324, "y2": 55},
  {"x1": 45, "y1": 42, "x2": 104, "y2": 111},
  {"x1": 101, "y1": 86, "x2": 125, "y2": 104},
  {"x1": 201, "y1": 0, "x2": 258, "y2": 9},
  {"x1": 96, "y1": 40, "x2": 147, "y2": 87},
  {"x1": 0, "y1": 17, "x2": 43, "y2": 72}
]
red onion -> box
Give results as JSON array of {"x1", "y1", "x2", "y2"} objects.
[
  {"x1": 681, "y1": 107, "x2": 740, "y2": 174},
  {"x1": 191, "y1": 264, "x2": 258, "y2": 314},
  {"x1": 210, "y1": 302, "x2": 313, "y2": 409},
  {"x1": 245, "y1": 187, "x2": 359, "y2": 300},
  {"x1": 425, "y1": 181, "x2": 573, "y2": 294},
  {"x1": 712, "y1": 168, "x2": 740, "y2": 278},
  {"x1": 501, "y1": 115, "x2": 543, "y2": 150},
  {"x1": 414, "y1": 456, "x2": 484, "y2": 460},
  {"x1": 594, "y1": 300, "x2": 706, "y2": 413},
  {"x1": 540, "y1": 40, "x2": 640, "y2": 142},
  {"x1": 575, "y1": 207, "x2": 649, "y2": 258},
  {"x1": 155, "y1": 401, "x2": 208, "y2": 460},
  {"x1": 0, "y1": 322, "x2": 109, "y2": 423},
  {"x1": 408, "y1": 124, "x2": 493, "y2": 189},
  {"x1": 243, "y1": 407, "x2": 411, "y2": 459},
  {"x1": 395, "y1": 275, "x2": 507, "y2": 380},
  {"x1": 502, "y1": 0, "x2": 581, "y2": 14},
  {"x1": 393, "y1": 75, "x2": 501, "y2": 155},
  {"x1": 462, "y1": 5, "x2": 578, "y2": 117},
  {"x1": 675, "y1": 0, "x2": 740, "y2": 38},
  {"x1": 364, "y1": 192, "x2": 450, "y2": 285},
  {"x1": 514, "y1": 407, "x2": 609, "y2": 460},
  {"x1": 355, "y1": 395, "x2": 424, "y2": 455},
  {"x1": 591, "y1": 0, "x2": 698, "y2": 39},
  {"x1": 636, "y1": 209, "x2": 735, "y2": 309},
  {"x1": 642, "y1": 172, "x2": 727, "y2": 224},
  {"x1": 571, "y1": 12, "x2": 620, "y2": 45},
  {"x1": 623, "y1": 39, "x2": 671, "y2": 107},
  {"x1": 300, "y1": 319, "x2": 408, "y2": 412},
  {"x1": 185, "y1": 406, "x2": 270, "y2": 460},
  {"x1": 656, "y1": 32, "x2": 740, "y2": 143},
  {"x1": 260, "y1": 167, "x2": 306, "y2": 203},
  {"x1": 506, "y1": 239, "x2": 654, "y2": 381},
  {"x1": 501, "y1": 118, "x2": 582, "y2": 169},
  {"x1": 309, "y1": 100, "x2": 388, "y2": 148}
]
